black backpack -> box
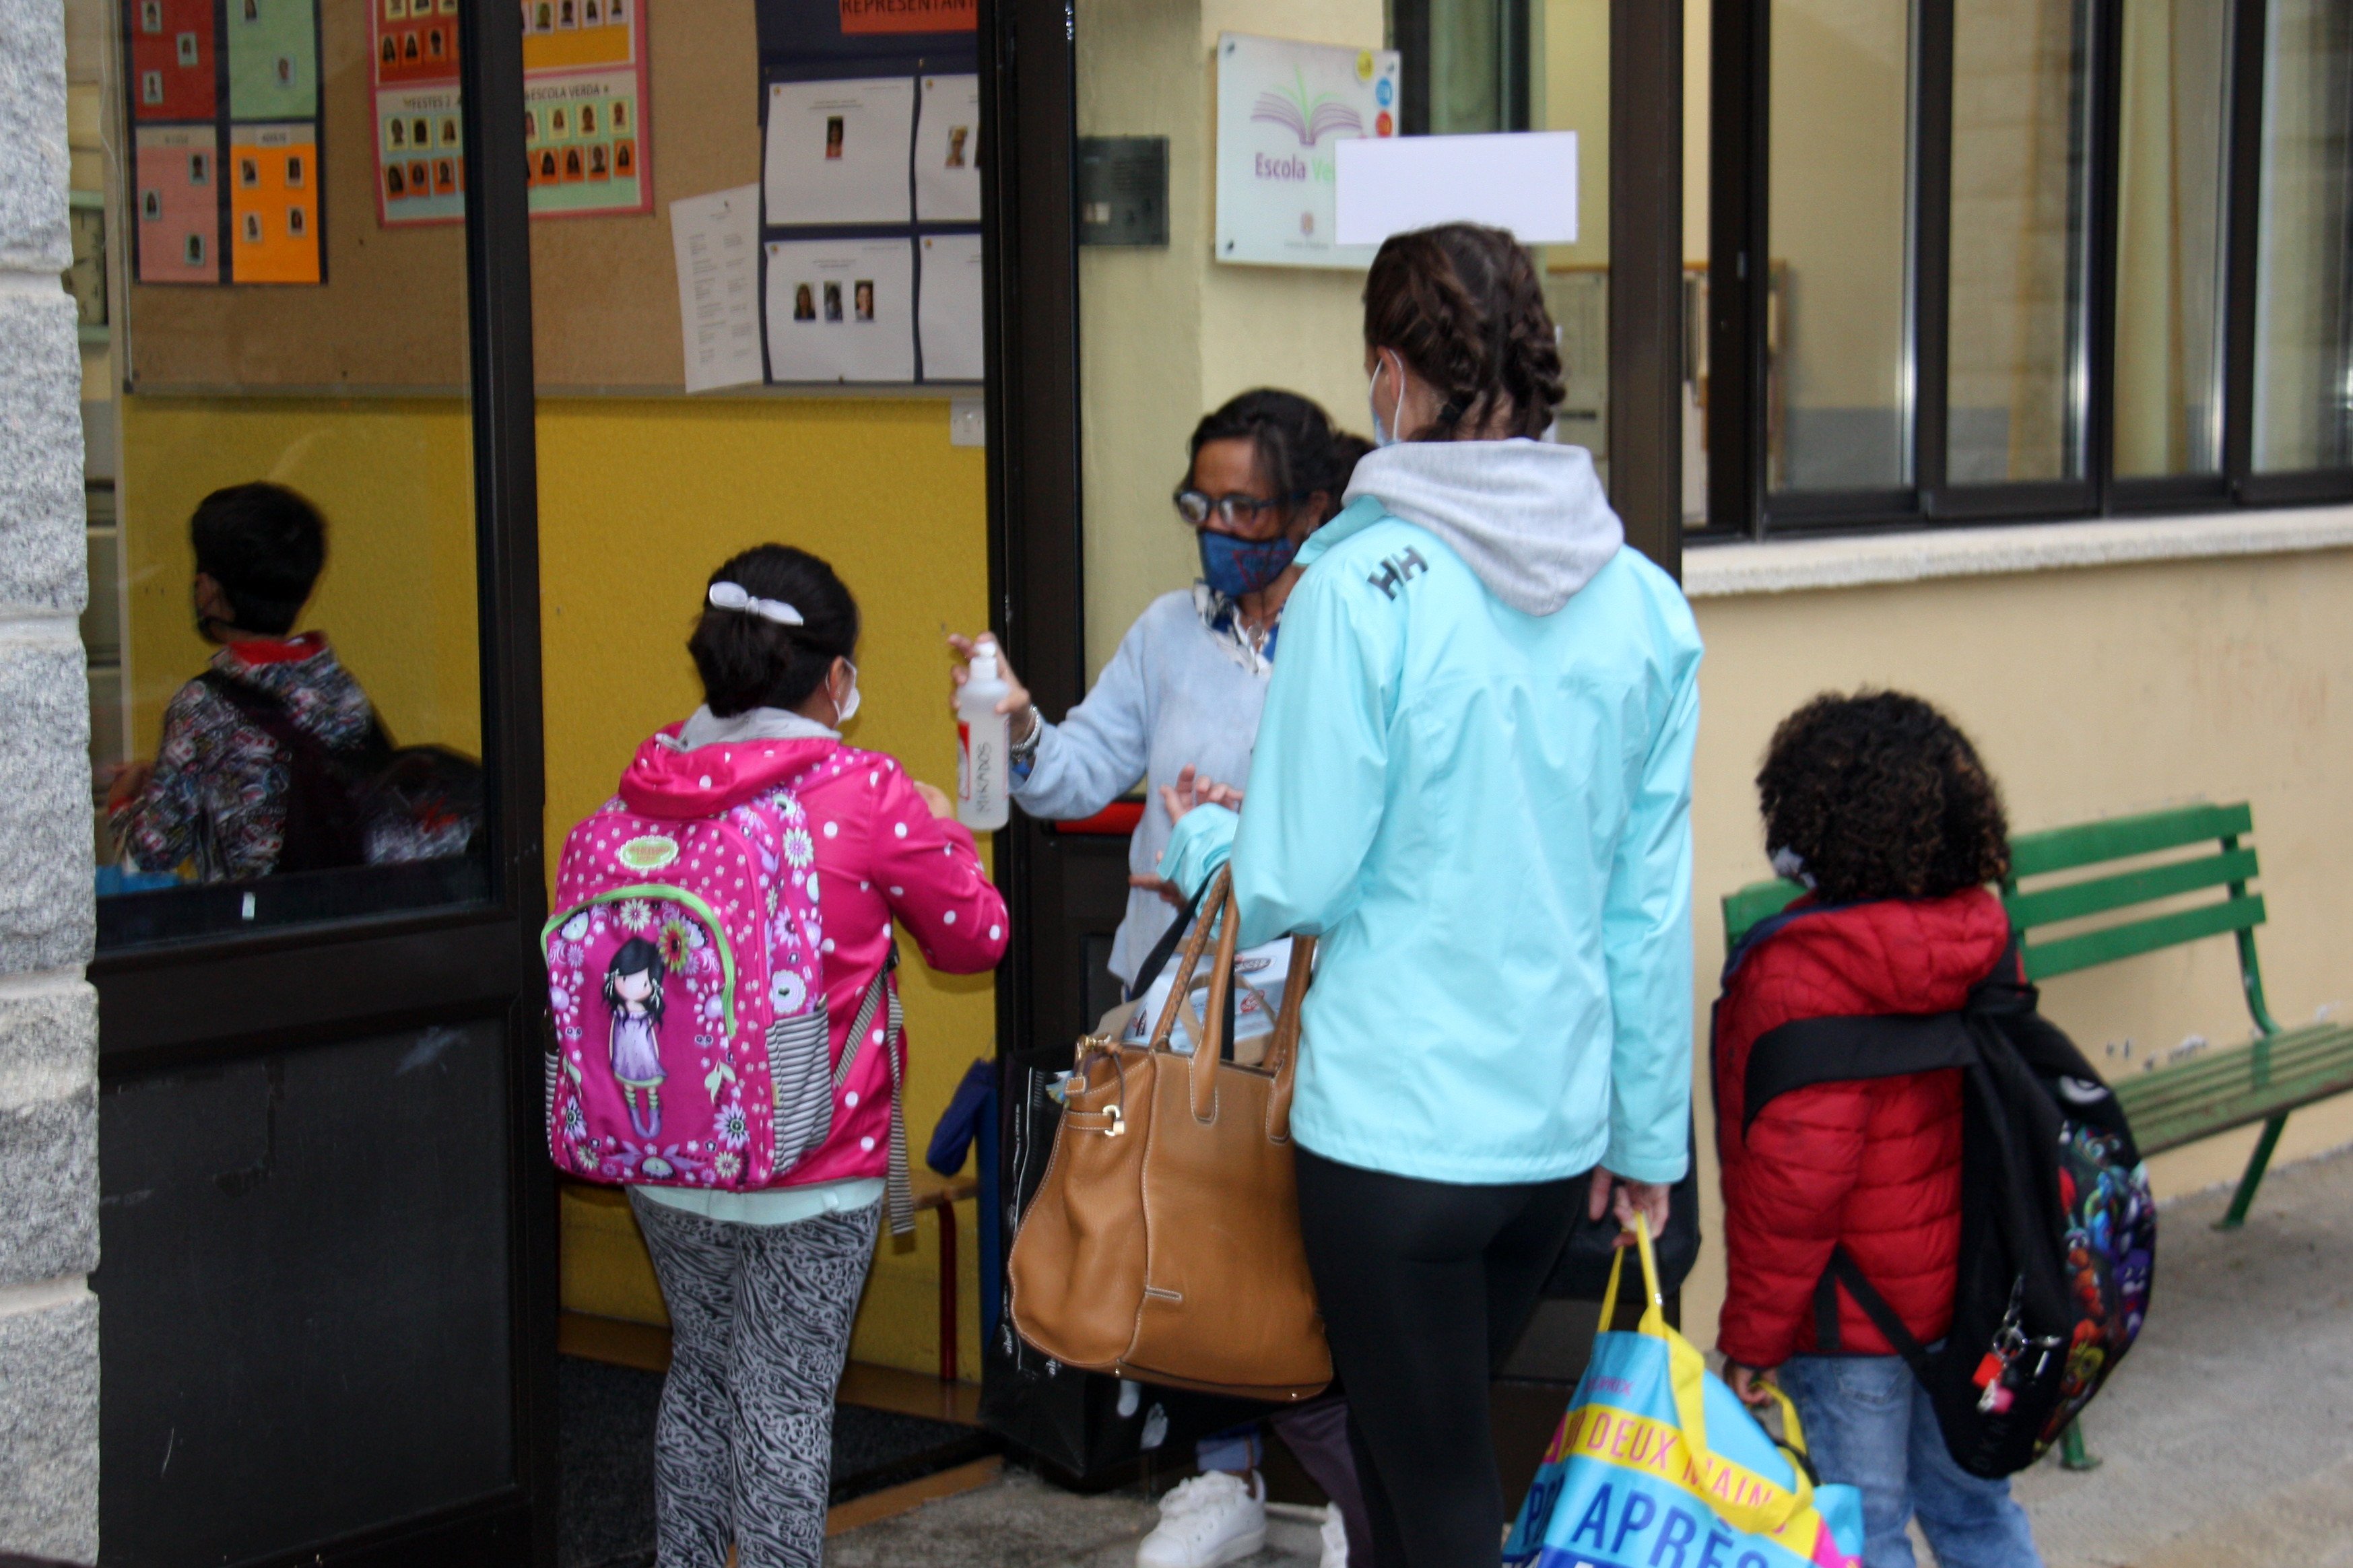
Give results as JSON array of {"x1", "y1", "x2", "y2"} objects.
[
  {"x1": 198, "y1": 673, "x2": 484, "y2": 873},
  {"x1": 1742, "y1": 953, "x2": 2156, "y2": 1478}
]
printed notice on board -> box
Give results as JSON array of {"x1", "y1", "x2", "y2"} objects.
[
  {"x1": 671, "y1": 185, "x2": 763, "y2": 392},
  {"x1": 763, "y1": 77, "x2": 915, "y2": 226},
  {"x1": 917, "y1": 232, "x2": 982, "y2": 380},
  {"x1": 374, "y1": 0, "x2": 652, "y2": 226},
  {"x1": 914, "y1": 73, "x2": 980, "y2": 222},
  {"x1": 764, "y1": 238, "x2": 915, "y2": 382}
]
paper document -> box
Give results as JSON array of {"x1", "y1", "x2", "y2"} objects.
[
  {"x1": 1334, "y1": 131, "x2": 1579, "y2": 247},
  {"x1": 670, "y1": 184, "x2": 764, "y2": 393},
  {"x1": 763, "y1": 76, "x2": 915, "y2": 225},
  {"x1": 915, "y1": 73, "x2": 981, "y2": 222},
  {"x1": 764, "y1": 237, "x2": 916, "y2": 382},
  {"x1": 917, "y1": 232, "x2": 984, "y2": 380}
]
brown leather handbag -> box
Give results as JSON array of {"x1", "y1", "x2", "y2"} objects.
[{"x1": 1007, "y1": 867, "x2": 1332, "y2": 1400}]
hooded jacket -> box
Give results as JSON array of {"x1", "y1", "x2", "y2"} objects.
[
  {"x1": 620, "y1": 710, "x2": 1009, "y2": 1192},
  {"x1": 1160, "y1": 438, "x2": 1703, "y2": 1185},
  {"x1": 1711, "y1": 890, "x2": 2014, "y2": 1369},
  {"x1": 118, "y1": 634, "x2": 380, "y2": 881}
]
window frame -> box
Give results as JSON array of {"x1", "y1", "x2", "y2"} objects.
[{"x1": 1705, "y1": 0, "x2": 2353, "y2": 542}]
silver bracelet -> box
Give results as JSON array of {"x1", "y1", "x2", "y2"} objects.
[{"x1": 1009, "y1": 707, "x2": 1044, "y2": 761}]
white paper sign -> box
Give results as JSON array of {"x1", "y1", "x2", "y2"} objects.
[
  {"x1": 1214, "y1": 32, "x2": 1400, "y2": 269},
  {"x1": 669, "y1": 185, "x2": 764, "y2": 393},
  {"x1": 764, "y1": 238, "x2": 916, "y2": 383},
  {"x1": 918, "y1": 232, "x2": 984, "y2": 380},
  {"x1": 1334, "y1": 131, "x2": 1580, "y2": 247},
  {"x1": 915, "y1": 73, "x2": 982, "y2": 223},
  {"x1": 763, "y1": 77, "x2": 914, "y2": 226}
]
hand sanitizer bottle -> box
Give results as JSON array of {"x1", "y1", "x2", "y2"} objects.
[{"x1": 958, "y1": 638, "x2": 1012, "y2": 830}]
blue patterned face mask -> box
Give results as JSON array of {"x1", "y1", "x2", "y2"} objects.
[{"x1": 1198, "y1": 528, "x2": 1302, "y2": 598}]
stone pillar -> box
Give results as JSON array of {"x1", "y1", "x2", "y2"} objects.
[{"x1": 0, "y1": 0, "x2": 100, "y2": 1557}]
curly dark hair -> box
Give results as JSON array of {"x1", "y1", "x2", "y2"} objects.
[
  {"x1": 1756, "y1": 691, "x2": 2011, "y2": 906},
  {"x1": 1362, "y1": 223, "x2": 1564, "y2": 440}
]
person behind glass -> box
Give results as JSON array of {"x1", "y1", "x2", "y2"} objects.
[
  {"x1": 105, "y1": 481, "x2": 390, "y2": 881},
  {"x1": 1154, "y1": 224, "x2": 1704, "y2": 1568},
  {"x1": 1716, "y1": 693, "x2": 2042, "y2": 1568},
  {"x1": 626, "y1": 545, "x2": 1008, "y2": 1568},
  {"x1": 948, "y1": 394, "x2": 1372, "y2": 1568}
]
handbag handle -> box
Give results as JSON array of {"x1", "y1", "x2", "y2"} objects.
[
  {"x1": 1144, "y1": 865, "x2": 1232, "y2": 1054},
  {"x1": 1262, "y1": 934, "x2": 1317, "y2": 1141},
  {"x1": 1189, "y1": 879, "x2": 1245, "y2": 1123}
]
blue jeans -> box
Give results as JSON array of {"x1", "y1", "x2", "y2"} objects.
[{"x1": 1777, "y1": 1355, "x2": 2043, "y2": 1568}]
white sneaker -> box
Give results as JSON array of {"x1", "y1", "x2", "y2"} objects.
[
  {"x1": 1137, "y1": 1470, "x2": 1268, "y2": 1568},
  {"x1": 1317, "y1": 1504, "x2": 1348, "y2": 1568}
]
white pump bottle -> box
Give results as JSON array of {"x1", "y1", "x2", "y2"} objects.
[{"x1": 957, "y1": 638, "x2": 1012, "y2": 830}]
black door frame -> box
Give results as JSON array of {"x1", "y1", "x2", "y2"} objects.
[
  {"x1": 974, "y1": 0, "x2": 1689, "y2": 1460},
  {"x1": 89, "y1": 0, "x2": 554, "y2": 1559}
]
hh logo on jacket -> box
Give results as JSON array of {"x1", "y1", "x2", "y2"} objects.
[{"x1": 1366, "y1": 547, "x2": 1430, "y2": 599}]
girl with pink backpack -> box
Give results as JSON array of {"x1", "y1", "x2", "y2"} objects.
[{"x1": 548, "y1": 545, "x2": 1007, "y2": 1567}]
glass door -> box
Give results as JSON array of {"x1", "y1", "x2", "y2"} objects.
[{"x1": 81, "y1": 0, "x2": 550, "y2": 1555}]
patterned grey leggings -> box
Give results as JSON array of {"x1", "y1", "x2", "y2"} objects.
[{"x1": 628, "y1": 1190, "x2": 882, "y2": 1568}]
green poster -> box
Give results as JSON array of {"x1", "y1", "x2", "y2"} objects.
[{"x1": 228, "y1": 0, "x2": 317, "y2": 121}]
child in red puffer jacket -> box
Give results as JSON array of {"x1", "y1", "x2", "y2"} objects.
[{"x1": 1714, "y1": 691, "x2": 2043, "y2": 1568}]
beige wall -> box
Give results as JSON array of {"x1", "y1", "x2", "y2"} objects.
[
  {"x1": 1678, "y1": 541, "x2": 2353, "y2": 1348},
  {"x1": 1075, "y1": 0, "x2": 1389, "y2": 681}
]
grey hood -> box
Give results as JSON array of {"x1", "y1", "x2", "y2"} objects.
[{"x1": 1341, "y1": 438, "x2": 1623, "y2": 616}]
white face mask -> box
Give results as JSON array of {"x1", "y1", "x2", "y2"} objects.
[
  {"x1": 832, "y1": 660, "x2": 861, "y2": 726},
  {"x1": 1369, "y1": 349, "x2": 1407, "y2": 448}
]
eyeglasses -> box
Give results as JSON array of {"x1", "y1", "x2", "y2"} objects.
[{"x1": 1172, "y1": 489, "x2": 1304, "y2": 529}]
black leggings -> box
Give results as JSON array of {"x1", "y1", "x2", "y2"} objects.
[{"x1": 1295, "y1": 1148, "x2": 1585, "y2": 1568}]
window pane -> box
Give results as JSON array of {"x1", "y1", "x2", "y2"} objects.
[
  {"x1": 2251, "y1": 0, "x2": 2353, "y2": 471},
  {"x1": 85, "y1": 0, "x2": 490, "y2": 949},
  {"x1": 1947, "y1": 0, "x2": 2095, "y2": 483},
  {"x1": 2113, "y1": 0, "x2": 2230, "y2": 477},
  {"x1": 1768, "y1": 0, "x2": 1917, "y2": 492},
  {"x1": 1431, "y1": 0, "x2": 1509, "y2": 133},
  {"x1": 1539, "y1": 0, "x2": 1611, "y2": 486}
]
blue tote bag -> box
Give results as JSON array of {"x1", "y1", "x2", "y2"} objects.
[{"x1": 1504, "y1": 1223, "x2": 1865, "y2": 1568}]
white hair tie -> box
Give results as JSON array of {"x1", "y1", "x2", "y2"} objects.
[{"x1": 708, "y1": 582, "x2": 805, "y2": 626}]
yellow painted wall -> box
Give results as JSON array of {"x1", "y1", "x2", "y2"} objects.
[
  {"x1": 119, "y1": 397, "x2": 484, "y2": 762},
  {"x1": 120, "y1": 392, "x2": 994, "y2": 1379},
  {"x1": 1679, "y1": 543, "x2": 2353, "y2": 1351}
]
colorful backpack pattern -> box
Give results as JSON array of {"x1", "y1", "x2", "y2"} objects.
[{"x1": 543, "y1": 759, "x2": 834, "y2": 1190}]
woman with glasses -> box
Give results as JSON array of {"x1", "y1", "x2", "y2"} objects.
[
  {"x1": 948, "y1": 389, "x2": 1370, "y2": 1568},
  {"x1": 949, "y1": 388, "x2": 1366, "y2": 992}
]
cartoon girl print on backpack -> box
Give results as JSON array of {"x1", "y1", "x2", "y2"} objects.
[{"x1": 605, "y1": 934, "x2": 668, "y2": 1136}]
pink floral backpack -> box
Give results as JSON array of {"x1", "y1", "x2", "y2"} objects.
[{"x1": 542, "y1": 738, "x2": 882, "y2": 1190}]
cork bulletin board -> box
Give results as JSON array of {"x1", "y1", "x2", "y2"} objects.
[{"x1": 127, "y1": 0, "x2": 766, "y2": 392}]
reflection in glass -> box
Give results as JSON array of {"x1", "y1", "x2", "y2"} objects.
[
  {"x1": 1768, "y1": 0, "x2": 1915, "y2": 491},
  {"x1": 2113, "y1": 0, "x2": 2230, "y2": 477},
  {"x1": 83, "y1": 0, "x2": 488, "y2": 947},
  {"x1": 2251, "y1": 0, "x2": 2353, "y2": 472},
  {"x1": 1947, "y1": 0, "x2": 2094, "y2": 483},
  {"x1": 1430, "y1": 0, "x2": 1511, "y2": 134}
]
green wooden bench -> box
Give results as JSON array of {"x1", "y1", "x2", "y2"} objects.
[{"x1": 1721, "y1": 802, "x2": 2353, "y2": 1468}]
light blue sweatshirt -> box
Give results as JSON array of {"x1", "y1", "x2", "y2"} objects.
[{"x1": 1160, "y1": 438, "x2": 1703, "y2": 1186}]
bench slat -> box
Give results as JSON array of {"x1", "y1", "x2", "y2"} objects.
[
  {"x1": 2128, "y1": 1057, "x2": 2353, "y2": 1155},
  {"x1": 2023, "y1": 893, "x2": 2265, "y2": 981},
  {"x1": 2010, "y1": 803, "x2": 2253, "y2": 879},
  {"x1": 2003, "y1": 848, "x2": 2261, "y2": 932},
  {"x1": 2111, "y1": 1028, "x2": 2353, "y2": 1115}
]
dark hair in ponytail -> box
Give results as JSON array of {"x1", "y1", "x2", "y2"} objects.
[
  {"x1": 1362, "y1": 223, "x2": 1565, "y2": 440},
  {"x1": 687, "y1": 545, "x2": 860, "y2": 718},
  {"x1": 1183, "y1": 388, "x2": 1362, "y2": 522}
]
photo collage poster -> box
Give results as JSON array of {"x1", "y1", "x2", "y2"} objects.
[
  {"x1": 754, "y1": 0, "x2": 980, "y2": 384},
  {"x1": 371, "y1": 0, "x2": 653, "y2": 226},
  {"x1": 127, "y1": 0, "x2": 326, "y2": 285}
]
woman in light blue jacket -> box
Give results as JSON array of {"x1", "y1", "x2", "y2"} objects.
[{"x1": 1160, "y1": 224, "x2": 1704, "y2": 1568}]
